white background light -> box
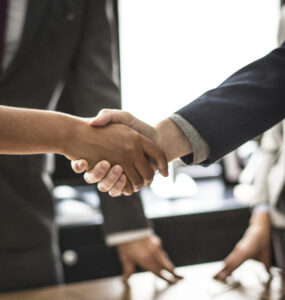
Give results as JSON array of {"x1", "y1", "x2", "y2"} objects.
[{"x1": 119, "y1": 0, "x2": 279, "y2": 125}]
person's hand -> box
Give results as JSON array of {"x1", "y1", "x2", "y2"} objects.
[
  {"x1": 71, "y1": 109, "x2": 192, "y2": 195},
  {"x1": 90, "y1": 109, "x2": 158, "y2": 143},
  {"x1": 214, "y1": 212, "x2": 271, "y2": 281},
  {"x1": 65, "y1": 120, "x2": 168, "y2": 193},
  {"x1": 71, "y1": 110, "x2": 163, "y2": 195},
  {"x1": 90, "y1": 109, "x2": 192, "y2": 162},
  {"x1": 117, "y1": 234, "x2": 183, "y2": 284},
  {"x1": 72, "y1": 159, "x2": 129, "y2": 196}
]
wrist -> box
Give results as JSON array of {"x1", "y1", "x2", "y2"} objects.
[
  {"x1": 248, "y1": 212, "x2": 271, "y2": 235},
  {"x1": 250, "y1": 211, "x2": 271, "y2": 227},
  {"x1": 56, "y1": 114, "x2": 86, "y2": 159},
  {"x1": 155, "y1": 118, "x2": 192, "y2": 162}
]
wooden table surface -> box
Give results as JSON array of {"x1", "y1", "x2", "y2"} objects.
[{"x1": 0, "y1": 260, "x2": 284, "y2": 300}]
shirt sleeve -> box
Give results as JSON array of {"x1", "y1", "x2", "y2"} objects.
[
  {"x1": 170, "y1": 114, "x2": 210, "y2": 165},
  {"x1": 105, "y1": 228, "x2": 154, "y2": 246}
]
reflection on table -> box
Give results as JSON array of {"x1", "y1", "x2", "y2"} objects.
[{"x1": 0, "y1": 260, "x2": 283, "y2": 300}]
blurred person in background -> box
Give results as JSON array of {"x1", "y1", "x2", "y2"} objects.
[
  {"x1": 0, "y1": 0, "x2": 177, "y2": 292},
  {"x1": 215, "y1": 1, "x2": 285, "y2": 280}
]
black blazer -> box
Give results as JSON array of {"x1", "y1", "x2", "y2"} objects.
[
  {"x1": 0, "y1": 0, "x2": 149, "y2": 291},
  {"x1": 177, "y1": 42, "x2": 285, "y2": 165}
]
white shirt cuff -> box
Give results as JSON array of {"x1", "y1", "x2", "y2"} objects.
[
  {"x1": 252, "y1": 204, "x2": 270, "y2": 215},
  {"x1": 105, "y1": 228, "x2": 154, "y2": 246}
]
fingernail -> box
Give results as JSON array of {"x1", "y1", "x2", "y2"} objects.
[
  {"x1": 78, "y1": 160, "x2": 86, "y2": 169},
  {"x1": 174, "y1": 273, "x2": 184, "y2": 280}
]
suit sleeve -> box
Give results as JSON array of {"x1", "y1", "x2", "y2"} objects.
[
  {"x1": 176, "y1": 43, "x2": 285, "y2": 165},
  {"x1": 58, "y1": 0, "x2": 152, "y2": 238}
]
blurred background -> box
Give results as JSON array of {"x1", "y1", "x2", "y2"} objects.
[
  {"x1": 120, "y1": 0, "x2": 279, "y2": 124},
  {"x1": 55, "y1": 0, "x2": 281, "y2": 283}
]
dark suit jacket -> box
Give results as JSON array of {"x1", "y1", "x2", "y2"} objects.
[
  {"x1": 0, "y1": 0, "x2": 149, "y2": 292},
  {"x1": 177, "y1": 42, "x2": 285, "y2": 166}
]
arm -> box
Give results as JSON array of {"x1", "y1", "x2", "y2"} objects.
[
  {"x1": 77, "y1": 42, "x2": 285, "y2": 192},
  {"x1": 215, "y1": 122, "x2": 284, "y2": 280},
  {"x1": 89, "y1": 110, "x2": 193, "y2": 163},
  {"x1": 0, "y1": 105, "x2": 76, "y2": 155},
  {"x1": 215, "y1": 211, "x2": 271, "y2": 281},
  {"x1": 72, "y1": 110, "x2": 198, "y2": 196},
  {"x1": 83, "y1": 44, "x2": 285, "y2": 172},
  {"x1": 176, "y1": 43, "x2": 285, "y2": 165},
  {"x1": 0, "y1": 105, "x2": 167, "y2": 191}
]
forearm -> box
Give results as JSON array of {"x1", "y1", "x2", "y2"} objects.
[
  {"x1": 176, "y1": 45, "x2": 285, "y2": 164},
  {"x1": 0, "y1": 105, "x2": 76, "y2": 156}
]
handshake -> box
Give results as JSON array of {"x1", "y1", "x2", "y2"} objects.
[{"x1": 68, "y1": 109, "x2": 192, "y2": 197}]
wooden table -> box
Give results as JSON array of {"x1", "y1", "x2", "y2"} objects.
[{"x1": 0, "y1": 260, "x2": 284, "y2": 300}]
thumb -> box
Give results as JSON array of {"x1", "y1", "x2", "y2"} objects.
[
  {"x1": 71, "y1": 159, "x2": 88, "y2": 173},
  {"x1": 90, "y1": 109, "x2": 127, "y2": 127}
]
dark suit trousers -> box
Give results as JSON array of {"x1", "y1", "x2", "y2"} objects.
[{"x1": 0, "y1": 244, "x2": 63, "y2": 292}]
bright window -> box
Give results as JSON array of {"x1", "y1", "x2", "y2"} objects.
[{"x1": 119, "y1": 0, "x2": 279, "y2": 125}]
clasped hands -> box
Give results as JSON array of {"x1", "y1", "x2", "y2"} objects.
[{"x1": 69, "y1": 109, "x2": 171, "y2": 196}]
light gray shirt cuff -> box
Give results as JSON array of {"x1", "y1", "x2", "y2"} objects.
[
  {"x1": 170, "y1": 114, "x2": 210, "y2": 164},
  {"x1": 105, "y1": 228, "x2": 154, "y2": 246},
  {"x1": 252, "y1": 204, "x2": 270, "y2": 215}
]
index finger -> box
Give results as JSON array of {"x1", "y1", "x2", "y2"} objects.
[
  {"x1": 155, "y1": 250, "x2": 183, "y2": 280},
  {"x1": 141, "y1": 136, "x2": 168, "y2": 177},
  {"x1": 139, "y1": 258, "x2": 177, "y2": 285},
  {"x1": 214, "y1": 249, "x2": 246, "y2": 281}
]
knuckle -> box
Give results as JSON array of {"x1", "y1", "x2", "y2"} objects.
[
  {"x1": 152, "y1": 236, "x2": 162, "y2": 247},
  {"x1": 125, "y1": 143, "x2": 137, "y2": 153},
  {"x1": 156, "y1": 238, "x2": 162, "y2": 247},
  {"x1": 124, "y1": 111, "x2": 132, "y2": 119},
  {"x1": 139, "y1": 253, "x2": 151, "y2": 263},
  {"x1": 100, "y1": 108, "x2": 109, "y2": 114}
]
